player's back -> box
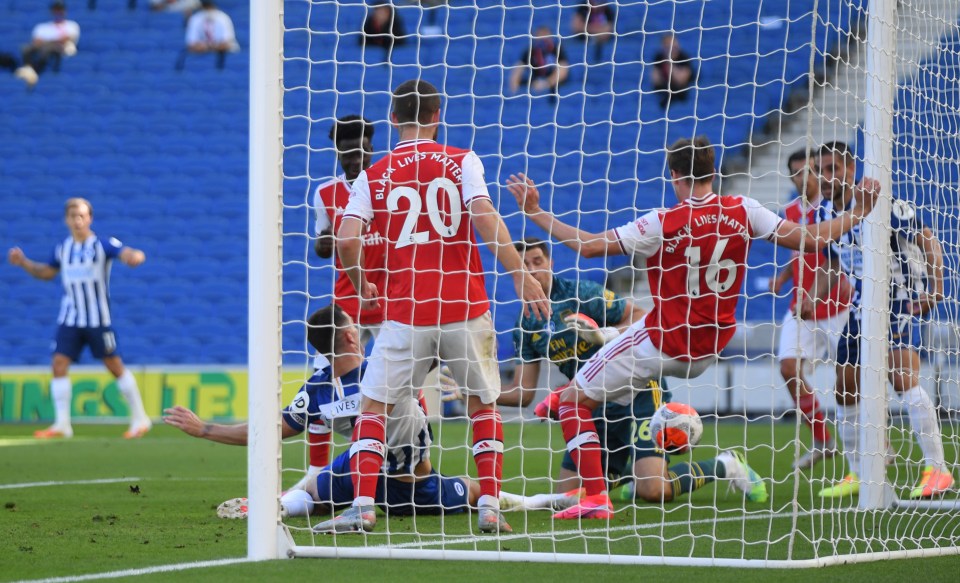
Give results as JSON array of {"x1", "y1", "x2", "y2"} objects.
[
  {"x1": 646, "y1": 194, "x2": 754, "y2": 359},
  {"x1": 362, "y1": 139, "x2": 490, "y2": 326}
]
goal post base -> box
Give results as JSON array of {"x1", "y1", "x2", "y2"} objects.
[
  {"x1": 287, "y1": 544, "x2": 960, "y2": 568},
  {"x1": 894, "y1": 499, "x2": 960, "y2": 512}
]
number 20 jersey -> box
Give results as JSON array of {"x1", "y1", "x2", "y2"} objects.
[
  {"x1": 614, "y1": 193, "x2": 783, "y2": 360},
  {"x1": 344, "y1": 139, "x2": 491, "y2": 326}
]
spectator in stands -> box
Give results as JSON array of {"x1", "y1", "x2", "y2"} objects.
[
  {"x1": 571, "y1": 0, "x2": 616, "y2": 61},
  {"x1": 360, "y1": 1, "x2": 407, "y2": 57},
  {"x1": 650, "y1": 33, "x2": 695, "y2": 109},
  {"x1": 509, "y1": 25, "x2": 569, "y2": 101},
  {"x1": 181, "y1": 0, "x2": 239, "y2": 69},
  {"x1": 14, "y1": 1, "x2": 80, "y2": 89}
]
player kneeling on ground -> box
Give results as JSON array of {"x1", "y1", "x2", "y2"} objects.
[{"x1": 163, "y1": 305, "x2": 578, "y2": 528}]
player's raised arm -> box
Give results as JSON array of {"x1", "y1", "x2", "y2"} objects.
[
  {"x1": 7, "y1": 246, "x2": 59, "y2": 280},
  {"x1": 771, "y1": 178, "x2": 878, "y2": 251},
  {"x1": 119, "y1": 247, "x2": 146, "y2": 267},
  {"x1": 506, "y1": 173, "x2": 622, "y2": 259}
]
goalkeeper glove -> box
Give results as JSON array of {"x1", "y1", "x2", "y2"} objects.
[
  {"x1": 437, "y1": 365, "x2": 463, "y2": 402},
  {"x1": 562, "y1": 313, "x2": 619, "y2": 346}
]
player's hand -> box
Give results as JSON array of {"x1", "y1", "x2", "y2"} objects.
[
  {"x1": 359, "y1": 281, "x2": 380, "y2": 312},
  {"x1": 162, "y1": 405, "x2": 205, "y2": 438},
  {"x1": 563, "y1": 313, "x2": 616, "y2": 346},
  {"x1": 514, "y1": 271, "x2": 551, "y2": 320},
  {"x1": 795, "y1": 293, "x2": 816, "y2": 320},
  {"x1": 909, "y1": 292, "x2": 941, "y2": 316},
  {"x1": 7, "y1": 247, "x2": 25, "y2": 267},
  {"x1": 122, "y1": 249, "x2": 146, "y2": 267},
  {"x1": 506, "y1": 173, "x2": 542, "y2": 215},
  {"x1": 853, "y1": 177, "x2": 880, "y2": 218},
  {"x1": 437, "y1": 365, "x2": 463, "y2": 402}
]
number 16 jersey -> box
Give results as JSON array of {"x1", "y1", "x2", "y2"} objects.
[
  {"x1": 343, "y1": 139, "x2": 491, "y2": 326},
  {"x1": 614, "y1": 193, "x2": 783, "y2": 360}
]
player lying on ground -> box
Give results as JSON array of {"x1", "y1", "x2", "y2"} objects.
[
  {"x1": 332, "y1": 79, "x2": 550, "y2": 534},
  {"x1": 7, "y1": 197, "x2": 152, "y2": 440},
  {"x1": 769, "y1": 149, "x2": 853, "y2": 470},
  {"x1": 810, "y1": 142, "x2": 954, "y2": 499},
  {"x1": 163, "y1": 305, "x2": 577, "y2": 523},
  {"x1": 507, "y1": 136, "x2": 877, "y2": 518},
  {"x1": 489, "y1": 237, "x2": 767, "y2": 507}
]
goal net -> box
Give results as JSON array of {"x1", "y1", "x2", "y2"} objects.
[{"x1": 248, "y1": 0, "x2": 960, "y2": 566}]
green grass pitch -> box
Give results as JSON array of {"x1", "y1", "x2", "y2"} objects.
[{"x1": 1, "y1": 420, "x2": 958, "y2": 582}]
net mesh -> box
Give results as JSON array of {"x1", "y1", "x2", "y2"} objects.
[{"x1": 273, "y1": 0, "x2": 960, "y2": 563}]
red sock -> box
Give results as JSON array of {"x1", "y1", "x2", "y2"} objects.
[
  {"x1": 470, "y1": 409, "x2": 503, "y2": 499},
  {"x1": 558, "y1": 401, "x2": 606, "y2": 496},
  {"x1": 795, "y1": 393, "x2": 831, "y2": 444},
  {"x1": 308, "y1": 430, "x2": 332, "y2": 468},
  {"x1": 349, "y1": 413, "x2": 386, "y2": 502}
]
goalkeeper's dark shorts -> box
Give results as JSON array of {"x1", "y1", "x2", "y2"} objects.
[
  {"x1": 315, "y1": 450, "x2": 470, "y2": 516},
  {"x1": 836, "y1": 301, "x2": 924, "y2": 366}
]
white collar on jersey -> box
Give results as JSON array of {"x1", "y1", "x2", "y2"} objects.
[
  {"x1": 395, "y1": 139, "x2": 437, "y2": 148},
  {"x1": 687, "y1": 192, "x2": 718, "y2": 205}
]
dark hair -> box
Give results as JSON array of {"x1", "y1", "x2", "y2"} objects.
[
  {"x1": 667, "y1": 136, "x2": 715, "y2": 183},
  {"x1": 50, "y1": 1, "x2": 66, "y2": 10},
  {"x1": 392, "y1": 79, "x2": 441, "y2": 125},
  {"x1": 514, "y1": 237, "x2": 550, "y2": 258},
  {"x1": 786, "y1": 149, "x2": 810, "y2": 172},
  {"x1": 306, "y1": 305, "x2": 350, "y2": 359},
  {"x1": 329, "y1": 115, "x2": 374, "y2": 149},
  {"x1": 819, "y1": 141, "x2": 856, "y2": 166}
]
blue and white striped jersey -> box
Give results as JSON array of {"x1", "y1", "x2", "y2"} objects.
[
  {"x1": 49, "y1": 235, "x2": 124, "y2": 328},
  {"x1": 817, "y1": 197, "x2": 928, "y2": 306}
]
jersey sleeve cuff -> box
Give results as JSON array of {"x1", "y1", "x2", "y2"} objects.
[
  {"x1": 342, "y1": 213, "x2": 369, "y2": 224},
  {"x1": 281, "y1": 410, "x2": 305, "y2": 433},
  {"x1": 613, "y1": 228, "x2": 629, "y2": 255}
]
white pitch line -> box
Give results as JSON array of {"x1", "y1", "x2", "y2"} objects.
[
  {"x1": 379, "y1": 507, "x2": 847, "y2": 550},
  {"x1": 17, "y1": 558, "x2": 251, "y2": 583},
  {"x1": 0, "y1": 478, "x2": 142, "y2": 490}
]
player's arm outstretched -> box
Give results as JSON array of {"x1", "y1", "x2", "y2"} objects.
[
  {"x1": 7, "y1": 247, "x2": 59, "y2": 280},
  {"x1": 163, "y1": 405, "x2": 300, "y2": 445},
  {"x1": 507, "y1": 173, "x2": 622, "y2": 259},
  {"x1": 772, "y1": 177, "x2": 879, "y2": 252},
  {"x1": 469, "y1": 197, "x2": 551, "y2": 320}
]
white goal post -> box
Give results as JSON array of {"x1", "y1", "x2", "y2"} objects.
[{"x1": 248, "y1": 0, "x2": 960, "y2": 566}]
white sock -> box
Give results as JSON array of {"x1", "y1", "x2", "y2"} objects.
[
  {"x1": 50, "y1": 377, "x2": 72, "y2": 427},
  {"x1": 836, "y1": 403, "x2": 860, "y2": 477},
  {"x1": 354, "y1": 495, "x2": 375, "y2": 508},
  {"x1": 478, "y1": 494, "x2": 499, "y2": 509},
  {"x1": 280, "y1": 489, "x2": 314, "y2": 517},
  {"x1": 116, "y1": 369, "x2": 149, "y2": 424},
  {"x1": 903, "y1": 386, "x2": 946, "y2": 470},
  {"x1": 498, "y1": 491, "x2": 559, "y2": 511}
]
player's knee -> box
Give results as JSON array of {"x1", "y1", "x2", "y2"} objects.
[{"x1": 633, "y1": 478, "x2": 672, "y2": 503}]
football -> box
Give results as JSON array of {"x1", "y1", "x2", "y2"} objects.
[{"x1": 650, "y1": 402, "x2": 703, "y2": 455}]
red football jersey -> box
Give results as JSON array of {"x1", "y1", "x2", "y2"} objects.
[
  {"x1": 314, "y1": 176, "x2": 387, "y2": 325},
  {"x1": 343, "y1": 139, "x2": 491, "y2": 326},
  {"x1": 616, "y1": 193, "x2": 782, "y2": 360},
  {"x1": 783, "y1": 196, "x2": 851, "y2": 320}
]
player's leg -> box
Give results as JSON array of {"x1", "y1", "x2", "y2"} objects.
[
  {"x1": 36, "y1": 326, "x2": 83, "y2": 439},
  {"x1": 317, "y1": 322, "x2": 422, "y2": 533},
  {"x1": 778, "y1": 312, "x2": 834, "y2": 469},
  {"x1": 820, "y1": 313, "x2": 862, "y2": 497},
  {"x1": 93, "y1": 326, "x2": 151, "y2": 438},
  {"x1": 440, "y1": 312, "x2": 510, "y2": 533},
  {"x1": 889, "y1": 340, "x2": 954, "y2": 498}
]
